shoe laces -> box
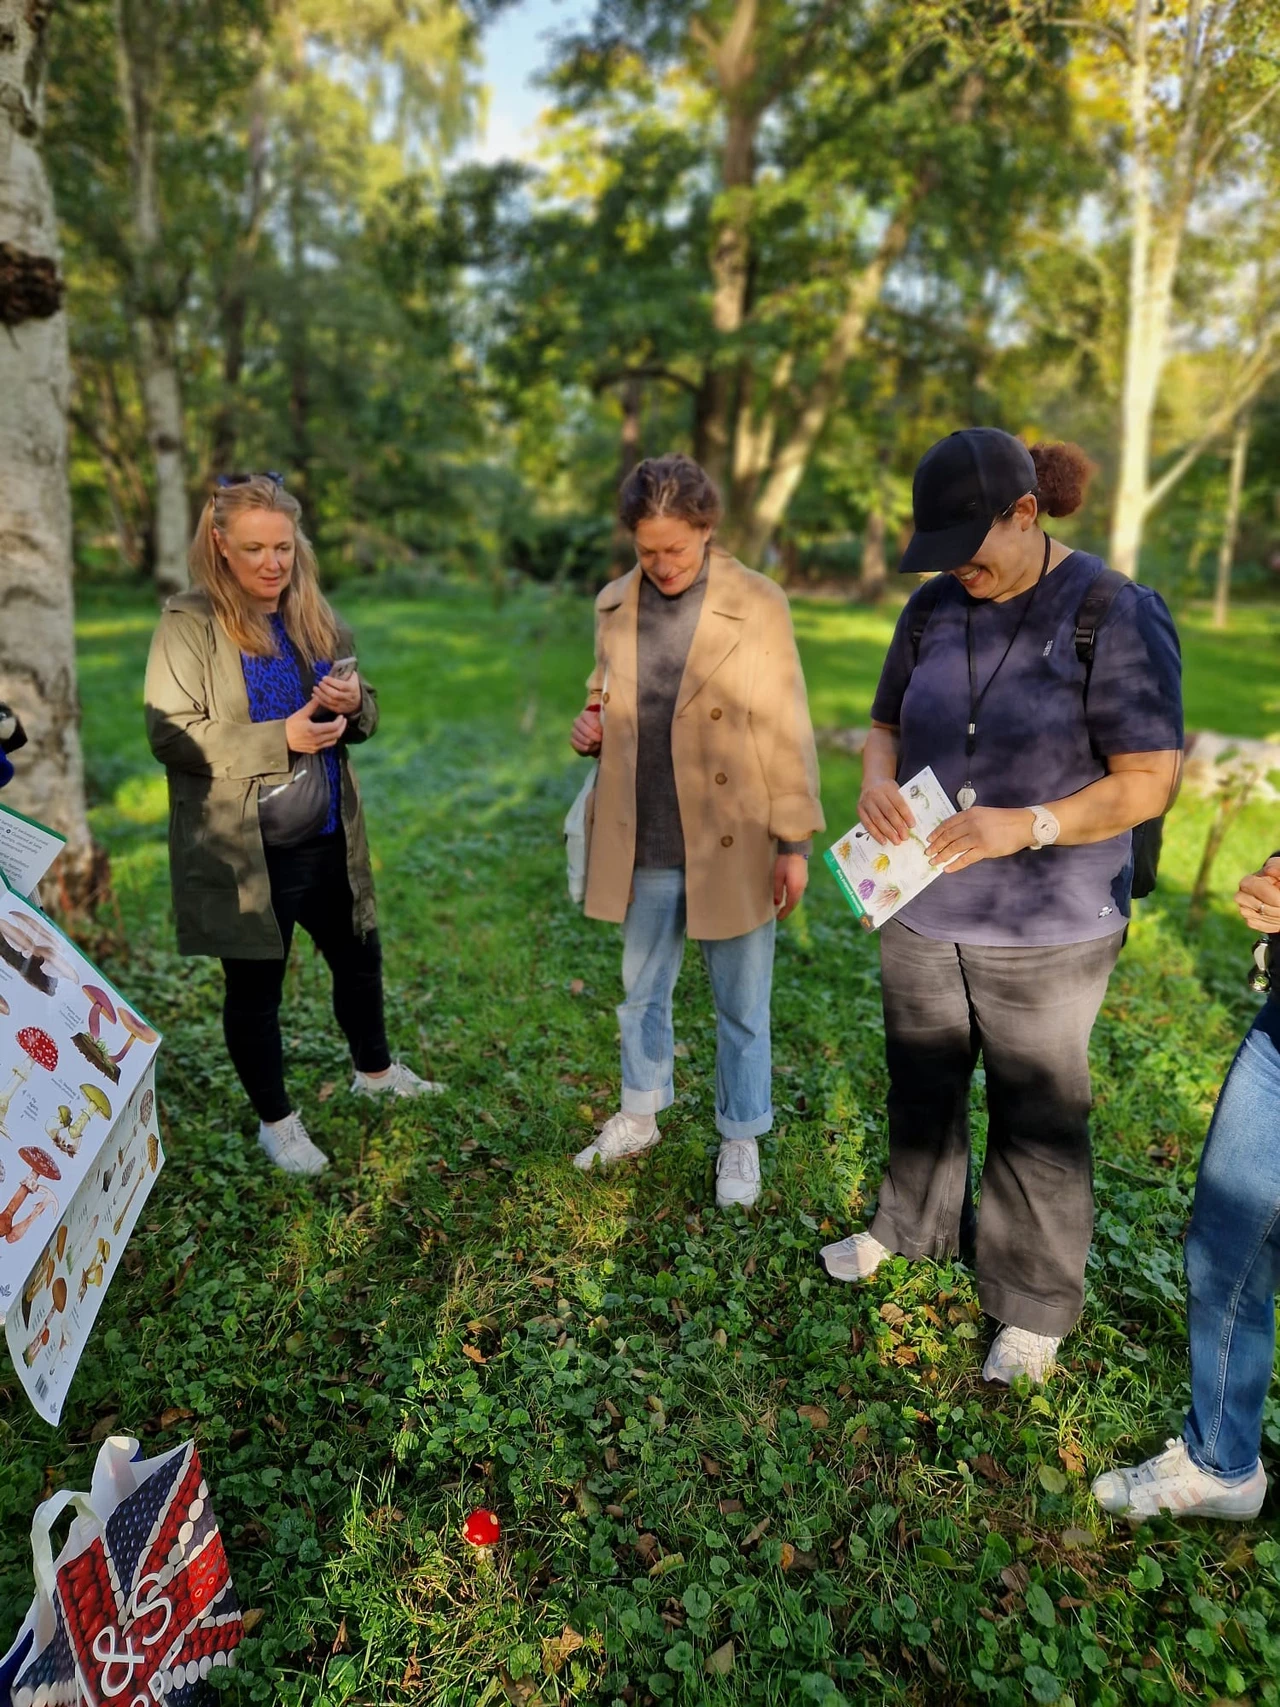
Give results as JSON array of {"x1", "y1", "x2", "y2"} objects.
[
  {"x1": 717, "y1": 1140, "x2": 758, "y2": 1182},
  {"x1": 998, "y1": 1326, "x2": 1058, "y2": 1359},
  {"x1": 1125, "y1": 1439, "x2": 1190, "y2": 1487}
]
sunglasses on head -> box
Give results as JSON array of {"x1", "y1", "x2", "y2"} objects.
[{"x1": 215, "y1": 471, "x2": 286, "y2": 489}]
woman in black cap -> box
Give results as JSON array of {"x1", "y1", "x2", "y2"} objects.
[{"x1": 820, "y1": 430, "x2": 1183, "y2": 1386}]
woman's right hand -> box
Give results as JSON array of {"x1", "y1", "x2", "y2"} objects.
[
  {"x1": 286, "y1": 696, "x2": 347, "y2": 754},
  {"x1": 571, "y1": 707, "x2": 603, "y2": 756},
  {"x1": 1235, "y1": 856, "x2": 1280, "y2": 932},
  {"x1": 858, "y1": 779, "x2": 915, "y2": 846}
]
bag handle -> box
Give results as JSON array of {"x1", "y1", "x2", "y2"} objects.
[{"x1": 30, "y1": 1487, "x2": 98, "y2": 1602}]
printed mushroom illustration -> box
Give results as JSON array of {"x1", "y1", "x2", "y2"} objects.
[
  {"x1": 71, "y1": 983, "x2": 121, "y2": 1083},
  {"x1": 47, "y1": 1083, "x2": 112, "y2": 1158},
  {"x1": 79, "y1": 1235, "x2": 111, "y2": 1301},
  {"x1": 0, "y1": 1146, "x2": 61, "y2": 1244},
  {"x1": 0, "y1": 993, "x2": 8, "y2": 1015},
  {"x1": 0, "y1": 1026, "x2": 59, "y2": 1137},
  {"x1": 0, "y1": 914, "x2": 78, "y2": 995},
  {"x1": 110, "y1": 1007, "x2": 159, "y2": 1067},
  {"x1": 113, "y1": 1153, "x2": 152, "y2": 1235},
  {"x1": 23, "y1": 1275, "x2": 68, "y2": 1366}
]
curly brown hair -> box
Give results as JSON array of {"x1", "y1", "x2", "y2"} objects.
[
  {"x1": 618, "y1": 453, "x2": 723, "y2": 533},
  {"x1": 1029, "y1": 441, "x2": 1096, "y2": 518}
]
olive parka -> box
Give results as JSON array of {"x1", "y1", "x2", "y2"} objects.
[{"x1": 144, "y1": 590, "x2": 378, "y2": 959}]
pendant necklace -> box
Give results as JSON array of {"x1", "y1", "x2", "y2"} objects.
[{"x1": 956, "y1": 533, "x2": 1051, "y2": 811}]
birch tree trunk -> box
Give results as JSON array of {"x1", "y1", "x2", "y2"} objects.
[
  {"x1": 1109, "y1": 0, "x2": 1154, "y2": 581},
  {"x1": 0, "y1": 0, "x2": 109, "y2": 910},
  {"x1": 114, "y1": 0, "x2": 189, "y2": 595},
  {"x1": 1212, "y1": 410, "x2": 1251, "y2": 631}
]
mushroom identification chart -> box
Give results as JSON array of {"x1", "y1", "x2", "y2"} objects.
[
  {"x1": 0, "y1": 873, "x2": 161, "y2": 1362},
  {"x1": 6, "y1": 1067, "x2": 164, "y2": 1422}
]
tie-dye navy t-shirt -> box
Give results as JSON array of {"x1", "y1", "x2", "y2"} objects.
[{"x1": 241, "y1": 614, "x2": 340, "y2": 837}]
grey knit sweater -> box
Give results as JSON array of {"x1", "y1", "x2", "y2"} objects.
[{"x1": 634, "y1": 560, "x2": 809, "y2": 868}]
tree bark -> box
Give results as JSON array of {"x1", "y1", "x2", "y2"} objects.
[
  {"x1": 609, "y1": 373, "x2": 644, "y2": 577},
  {"x1": 859, "y1": 507, "x2": 887, "y2": 601},
  {"x1": 1212, "y1": 410, "x2": 1251, "y2": 631},
  {"x1": 114, "y1": 0, "x2": 189, "y2": 595},
  {"x1": 209, "y1": 86, "x2": 268, "y2": 478},
  {"x1": 1110, "y1": 0, "x2": 1153, "y2": 581},
  {"x1": 0, "y1": 0, "x2": 109, "y2": 911}
]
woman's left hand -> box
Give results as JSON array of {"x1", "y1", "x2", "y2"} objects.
[
  {"x1": 315, "y1": 672, "x2": 362, "y2": 716},
  {"x1": 927, "y1": 807, "x2": 1033, "y2": 874},
  {"x1": 774, "y1": 854, "x2": 809, "y2": 921}
]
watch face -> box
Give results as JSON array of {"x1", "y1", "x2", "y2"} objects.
[{"x1": 0, "y1": 704, "x2": 16, "y2": 746}]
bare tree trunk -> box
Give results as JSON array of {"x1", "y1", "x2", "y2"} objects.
[
  {"x1": 209, "y1": 87, "x2": 268, "y2": 478},
  {"x1": 1212, "y1": 410, "x2": 1251, "y2": 631},
  {"x1": 0, "y1": 0, "x2": 109, "y2": 911},
  {"x1": 859, "y1": 507, "x2": 887, "y2": 601},
  {"x1": 114, "y1": 0, "x2": 189, "y2": 595},
  {"x1": 1110, "y1": 0, "x2": 1153, "y2": 581}
]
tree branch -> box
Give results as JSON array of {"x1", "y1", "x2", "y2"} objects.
[{"x1": 1143, "y1": 334, "x2": 1280, "y2": 513}]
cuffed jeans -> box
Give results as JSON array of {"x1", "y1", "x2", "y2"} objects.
[
  {"x1": 1183, "y1": 998, "x2": 1280, "y2": 1481},
  {"x1": 619, "y1": 867, "x2": 774, "y2": 1142},
  {"x1": 872, "y1": 919, "x2": 1122, "y2": 1337}
]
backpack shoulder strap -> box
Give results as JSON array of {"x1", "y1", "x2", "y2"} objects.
[
  {"x1": 908, "y1": 574, "x2": 950, "y2": 663},
  {"x1": 1073, "y1": 566, "x2": 1130, "y2": 678}
]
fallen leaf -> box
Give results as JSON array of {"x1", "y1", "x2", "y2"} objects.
[
  {"x1": 635, "y1": 1533, "x2": 662, "y2": 1566},
  {"x1": 541, "y1": 1625, "x2": 585, "y2": 1674},
  {"x1": 500, "y1": 1671, "x2": 545, "y2": 1707},
  {"x1": 970, "y1": 1453, "x2": 1011, "y2": 1485},
  {"x1": 645, "y1": 1395, "x2": 665, "y2": 1414},
  {"x1": 90, "y1": 1414, "x2": 120, "y2": 1443},
  {"x1": 462, "y1": 1344, "x2": 487, "y2": 1365},
  {"x1": 316, "y1": 1080, "x2": 337, "y2": 1103},
  {"x1": 796, "y1": 1404, "x2": 829, "y2": 1429},
  {"x1": 1000, "y1": 1563, "x2": 1031, "y2": 1595},
  {"x1": 700, "y1": 1454, "x2": 722, "y2": 1477},
  {"x1": 284, "y1": 1332, "x2": 306, "y2": 1356},
  {"x1": 1061, "y1": 1528, "x2": 1096, "y2": 1550},
  {"x1": 879, "y1": 1301, "x2": 908, "y2": 1328},
  {"x1": 719, "y1": 1497, "x2": 744, "y2": 1515},
  {"x1": 604, "y1": 1448, "x2": 619, "y2": 1471},
  {"x1": 892, "y1": 1344, "x2": 919, "y2": 1365},
  {"x1": 1058, "y1": 1442, "x2": 1086, "y2": 1476},
  {"x1": 711, "y1": 1328, "x2": 728, "y2": 1349},
  {"x1": 603, "y1": 1399, "x2": 622, "y2": 1422},
  {"x1": 741, "y1": 1517, "x2": 771, "y2": 1549},
  {"x1": 605, "y1": 1504, "x2": 625, "y2": 1519},
  {"x1": 1038, "y1": 1462, "x2": 1069, "y2": 1495},
  {"x1": 528, "y1": 1275, "x2": 555, "y2": 1289},
  {"x1": 241, "y1": 1609, "x2": 265, "y2": 1635},
  {"x1": 573, "y1": 1482, "x2": 601, "y2": 1518},
  {"x1": 649, "y1": 1552, "x2": 684, "y2": 1578},
  {"x1": 705, "y1": 1639, "x2": 735, "y2": 1677},
  {"x1": 330, "y1": 1617, "x2": 350, "y2": 1655},
  {"x1": 568, "y1": 979, "x2": 585, "y2": 995},
  {"x1": 781, "y1": 1543, "x2": 818, "y2": 1572},
  {"x1": 159, "y1": 1405, "x2": 194, "y2": 1430},
  {"x1": 744, "y1": 1254, "x2": 757, "y2": 1277},
  {"x1": 672, "y1": 1041, "x2": 690, "y2": 1057}
]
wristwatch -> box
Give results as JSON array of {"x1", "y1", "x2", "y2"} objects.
[{"x1": 1028, "y1": 805, "x2": 1061, "y2": 850}]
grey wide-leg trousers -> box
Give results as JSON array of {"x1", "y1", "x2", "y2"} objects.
[{"x1": 870, "y1": 919, "x2": 1123, "y2": 1337}]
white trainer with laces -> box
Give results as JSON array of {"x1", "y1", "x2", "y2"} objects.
[
  {"x1": 819, "y1": 1231, "x2": 891, "y2": 1283},
  {"x1": 1092, "y1": 1438, "x2": 1267, "y2": 1521},
  {"x1": 573, "y1": 1111, "x2": 660, "y2": 1172},
  {"x1": 258, "y1": 1112, "x2": 329, "y2": 1177},
  {"x1": 715, "y1": 1138, "x2": 761, "y2": 1209},
  {"x1": 982, "y1": 1324, "x2": 1060, "y2": 1385},
  {"x1": 352, "y1": 1062, "x2": 445, "y2": 1099}
]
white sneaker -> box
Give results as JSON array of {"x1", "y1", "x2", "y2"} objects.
[
  {"x1": 982, "y1": 1324, "x2": 1060, "y2": 1385},
  {"x1": 1092, "y1": 1439, "x2": 1267, "y2": 1521},
  {"x1": 351, "y1": 1062, "x2": 445, "y2": 1099},
  {"x1": 258, "y1": 1112, "x2": 329, "y2": 1177},
  {"x1": 715, "y1": 1138, "x2": 761, "y2": 1209},
  {"x1": 573, "y1": 1111, "x2": 660, "y2": 1172},
  {"x1": 819, "y1": 1231, "x2": 891, "y2": 1283}
]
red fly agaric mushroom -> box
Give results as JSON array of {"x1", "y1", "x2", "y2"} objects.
[
  {"x1": 0, "y1": 1026, "x2": 59, "y2": 1137},
  {"x1": 0, "y1": 1146, "x2": 60, "y2": 1243},
  {"x1": 462, "y1": 1508, "x2": 501, "y2": 1547},
  {"x1": 48, "y1": 1083, "x2": 111, "y2": 1158},
  {"x1": 110, "y1": 1007, "x2": 158, "y2": 1067}
]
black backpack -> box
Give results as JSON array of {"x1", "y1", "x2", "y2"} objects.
[{"x1": 907, "y1": 567, "x2": 1164, "y2": 898}]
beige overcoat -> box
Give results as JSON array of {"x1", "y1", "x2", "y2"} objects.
[{"x1": 583, "y1": 548, "x2": 824, "y2": 941}]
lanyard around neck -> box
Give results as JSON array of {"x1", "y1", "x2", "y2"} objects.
[{"x1": 958, "y1": 532, "x2": 1051, "y2": 808}]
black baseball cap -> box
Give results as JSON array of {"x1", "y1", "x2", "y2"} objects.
[{"x1": 899, "y1": 428, "x2": 1038, "y2": 575}]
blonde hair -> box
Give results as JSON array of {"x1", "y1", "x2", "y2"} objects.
[{"x1": 190, "y1": 476, "x2": 339, "y2": 663}]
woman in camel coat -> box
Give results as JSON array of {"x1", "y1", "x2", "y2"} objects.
[{"x1": 570, "y1": 453, "x2": 824, "y2": 1208}]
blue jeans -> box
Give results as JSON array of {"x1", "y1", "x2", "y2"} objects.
[
  {"x1": 618, "y1": 867, "x2": 775, "y2": 1142},
  {"x1": 1184, "y1": 998, "x2": 1280, "y2": 1480}
]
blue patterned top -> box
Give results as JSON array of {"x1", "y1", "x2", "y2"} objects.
[{"x1": 241, "y1": 614, "x2": 340, "y2": 836}]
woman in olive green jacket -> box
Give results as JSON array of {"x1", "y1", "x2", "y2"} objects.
[{"x1": 145, "y1": 473, "x2": 440, "y2": 1176}]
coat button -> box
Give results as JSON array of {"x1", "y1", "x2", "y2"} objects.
[
  {"x1": 721, "y1": 834, "x2": 733, "y2": 848},
  {"x1": 710, "y1": 707, "x2": 722, "y2": 720},
  {"x1": 715, "y1": 772, "x2": 727, "y2": 785}
]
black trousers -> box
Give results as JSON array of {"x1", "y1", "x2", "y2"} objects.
[
  {"x1": 221, "y1": 833, "x2": 390, "y2": 1122},
  {"x1": 871, "y1": 918, "x2": 1123, "y2": 1338}
]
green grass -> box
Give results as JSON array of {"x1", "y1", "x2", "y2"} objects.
[{"x1": 2, "y1": 580, "x2": 1279, "y2": 1706}]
